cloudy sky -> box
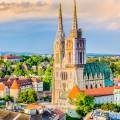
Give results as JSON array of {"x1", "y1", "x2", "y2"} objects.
[{"x1": 0, "y1": 0, "x2": 119, "y2": 54}]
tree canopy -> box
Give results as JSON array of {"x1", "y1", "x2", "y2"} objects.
[
  {"x1": 72, "y1": 93, "x2": 94, "y2": 116},
  {"x1": 18, "y1": 88, "x2": 37, "y2": 104}
]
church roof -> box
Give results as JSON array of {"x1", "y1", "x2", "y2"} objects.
[
  {"x1": 104, "y1": 79, "x2": 114, "y2": 87},
  {"x1": 68, "y1": 85, "x2": 120, "y2": 99},
  {"x1": 68, "y1": 85, "x2": 83, "y2": 99},
  {"x1": 0, "y1": 83, "x2": 5, "y2": 91},
  {"x1": 84, "y1": 87, "x2": 115, "y2": 97},
  {"x1": 10, "y1": 79, "x2": 20, "y2": 89},
  {"x1": 84, "y1": 62, "x2": 111, "y2": 80}
]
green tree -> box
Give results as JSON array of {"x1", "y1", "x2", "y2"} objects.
[
  {"x1": 110, "y1": 62, "x2": 120, "y2": 77},
  {"x1": 38, "y1": 67, "x2": 45, "y2": 80},
  {"x1": 19, "y1": 88, "x2": 37, "y2": 104},
  {"x1": 13, "y1": 62, "x2": 27, "y2": 76},
  {"x1": 0, "y1": 71, "x2": 5, "y2": 78},
  {"x1": 25, "y1": 55, "x2": 44, "y2": 67},
  {"x1": 100, "y1": 103, "x2": 118, "y2": 112},
  {"x1": 3, "y1": 96, "x2": 13, "y2": 102},
  {"x1": 43, "y1": 66, "x2": 52, "y2": 90},
  {"x1": 66, "y1": 114, "x2": 80, "y2": 120},
  {"x1": 73, "y1": 93, "x2": 94, "y2": 116}
]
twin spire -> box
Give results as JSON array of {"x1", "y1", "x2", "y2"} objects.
[
  {"x1": 58, "y1": 0, "x2": 78, "y2": 37},
  {"x1": 58, "y1": 3, "x2": 63, "y2": 33},
  {"x1": 72, "y1": 0, "x2": 78, "y2": 31}
]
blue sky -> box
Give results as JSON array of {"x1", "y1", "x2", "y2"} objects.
[
  {"x1": 0, "y1": 18, "x2": 119, "y2": 54},
  {"x1": 0, "y1": 0, "x2": 119, "y2": 54}
]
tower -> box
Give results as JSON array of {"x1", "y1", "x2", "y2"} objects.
[
  {"x1": 54, "y1": 3, "x2": 65, "y2": 67},
  {"x1": 10, "y1": 79, "x2": 20, "y2": 99},
  {"x1": 52, "y1": 0, "x2": 86, "y2": 110},
  {"x1": 71, "y1": 0, "x2": 78, "y2": 38},
  {"x1": 52, "y1": 3, "x2": 65, "y2": 104},
  {"x1": 64, "y1": 0, "x2": 86, "y2": 89}
]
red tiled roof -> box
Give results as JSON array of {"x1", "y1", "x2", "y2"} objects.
[
  {"x1": 10, "y1": 79, "x2": 20, "y2": 89},
  {"x1": 68, "y1": 85, "x2": 120, "y2": 99},
  {"x1": 68, "y1": 85, "x2": 83, "y2": 99},
  {"x1": 0, "y1": 77, "x2": 42, "y2": 90},
  {"x1": 26, "y1": 103, "x2": 43, "y2": 110},
  {"x1": 114, "y1": 78, "x2": 120, "y2": 82},
  {"x1": 0, "y1": 83, "x2": 5, "y2": 91},
  {"x1": 114, "y1": 86, "x2": 120, "y2": 89},
  {"x1": 84, "y1": 87, "x2": 115, "y2": 97},
  {"x1": 0, "y1": 55, "x2": 21, "y2": 60},
  {"x1": 31, "y1": 78, "x2": 42, "y2": 83}
]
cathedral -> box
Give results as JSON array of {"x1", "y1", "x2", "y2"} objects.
[{"x1": 52, "y1": 0, "x2": 112, "y2": 111}]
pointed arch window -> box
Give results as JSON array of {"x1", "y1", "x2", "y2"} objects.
[
  {"x1": 90, "y1": 84, "x2": 93, "y2": 89},
  {"x1": 68, "y1": 52, "x2": 72, "y2": 64},
  {"x1": 78, "y1": 51, "x2": 82, "y2": 64}
]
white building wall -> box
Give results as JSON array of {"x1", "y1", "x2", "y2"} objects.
[
  {"x1": 113, "y1": 89, "x2": 120, "y2": 104},
  {"x1": 0, "y1": 91, "x2": 4, "y2": 98},
  {"x1": 94, "y1": 95, "x2": 114, "y2": 104},
  {"x1": 33, "y1": 82, "x2": 43, "y2": 92}
]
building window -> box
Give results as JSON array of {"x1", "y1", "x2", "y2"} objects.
[
  {"x1": 56, "y1": 53, "x2": 59, "y2": 63},
  {"x1": 66, "y1": 72, "x2": 68, "y2": 80},
  {"x1": 68, "y1": 52, "x2": 72, "y2": 64},
  {"x1": 100, "y1": 84, "x2": 102, "y2": 87},
  {"x1": 78, "y1": 52, "x2": 82, "y2": 64},
  {"x1": 90, "y1": 84, "x2": 93, "y2": 89},
  {"x1": 95, "y1": 84, "x2": 97, "y2": 88}
]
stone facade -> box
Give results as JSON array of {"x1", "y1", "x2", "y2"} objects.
[{"x1": 52, "y1": 0, "x2": 111, "y2": 111}]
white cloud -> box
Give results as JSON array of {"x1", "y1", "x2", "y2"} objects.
[
  {"x1": 106, "y1": 22, "x2": 120, "y2": 31},
  {"x1": 0, "y1": 0, "x2": 120, "y2": 31}
]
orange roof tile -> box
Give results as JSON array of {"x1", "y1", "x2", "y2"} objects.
[
  {"x1": 0, "y1": 55, "x2": 21, "y2": 60},
  {"x1": 0, "y1": 83, "x2": 5, "y2": 91},
  {"x1": 26, "y1": 103, "x2": 43, "y2": 110},
  {"x1": 84, "y1": 87, "x2": 115, "y2": 97},
  {"x1": 68, "y1": 86, "x2": 120, "y2": 99},
  {"x1": 114, "y1": 78, "x2": 120, "y2": 82},
  {"x1": 114, "y1": 86, "x2": 120, "y2": 89},
  {"x1": 68, "y1": 85, "x2": 83, "y2": 99},
  {"x1": 10, "y1": 79, "x2": 20, "y2": 89}
]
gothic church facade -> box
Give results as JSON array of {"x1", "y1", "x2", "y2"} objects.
[{"x1": 52, "y1": 0, "x2": 111, "y2": 109}]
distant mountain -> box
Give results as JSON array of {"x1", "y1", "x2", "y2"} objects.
[
  {"x1": 87, "y1": 53, "x2": 120, "y2": 57},
  {"x1": 0, "y1": 51, "x2": 119, "y2": 57},
  {"x1": 0, "y1": 51, "x2": 35, "y2": 56},
  {"x1": 0, "y1": 51, "x2": 53, "y2": 56}
]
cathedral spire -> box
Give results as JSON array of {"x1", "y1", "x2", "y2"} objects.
[
  {"x1": 71, "y1": 0, "x2": 78, "y2": 37},
  {"x1": 56, "y1": 3, "x2": 65, "y2": 42},
  {"x1": 72, "y1": 0, "x2": 78, "y2": 30},
  {"x1": 58, "y1": 3, "x2": 63, "y2": 33}
]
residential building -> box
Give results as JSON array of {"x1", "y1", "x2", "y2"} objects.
[
  {"x1": 0, "y1": 55, "x2": 22, "y2": 62},
  {"x1": 31, "y1": 78, "x2": 43, "y2": 92},
  {"x1": 0, "y1": 77, "x2": 43, "y2": 98},
  {"x1": 10, "y1": 80, "x2": 20, "y2": 99},
  {"x1": 24, "y1": 103, "x2": 44, "y2": 115},
  {"x1": 0, "y1": 82, "x2": 9, "y2": 98},
  {"x1": 68, "y1": 85, "x2": 120, "y2": 104}
]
